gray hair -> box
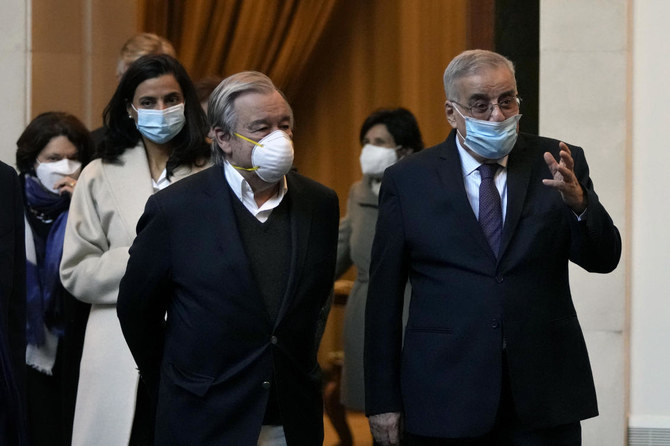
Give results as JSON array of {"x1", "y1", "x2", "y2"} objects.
[
  {"x1": 443, "y1": 50, "x2": 516, "y2": 101},
  {"x1": 207, "y1": 71, "x2": 293, "y2": 165}
]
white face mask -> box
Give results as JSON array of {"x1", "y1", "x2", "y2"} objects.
[
  {"x1": 359, "y1": 144, "x2": 398, "y2": 176},
  {"x1": 132, "y1": 103, "x2": 186, "y2": 144},
  {"x1": 35, "y1": 158, "x2": 82, "y2": 194},
  {"x1": 233, "y1": 130, "x2": 294, "y2": 184}
]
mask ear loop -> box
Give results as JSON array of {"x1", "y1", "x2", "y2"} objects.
[
  {"x1": 232, "y1": 133, "x2": 261, "y2": 171},
  {"x1": 234, "y1": 132, "x2": 264, "y2": 148}
]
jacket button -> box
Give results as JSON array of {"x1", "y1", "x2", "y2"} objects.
[
  {"x1": 496, "y1": 275, "x2": 504, "y2": 283},
  {"x1": 271, "y1": 336, "x2": 278, "y2": 345},
  {"x1": 262, "y1": 381, "x2": 271, "y2": 389},
  {"x1": 491, "y1": 319, "x2": 499, "y2": 329}
]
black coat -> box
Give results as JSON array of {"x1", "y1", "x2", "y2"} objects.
[
  {"x1": 118, "y1": 166, "x2": 339, "y2": 445},
  {"x1": 0, "y1": 161, "x2": 28, "y2": 445}
]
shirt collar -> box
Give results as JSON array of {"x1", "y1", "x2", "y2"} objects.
[
  {"x1": 151, "y1": 168, "x2": 170, "y2": 192},
  {"x1": 222, "y1": 160, "x2": 288, "y2": 204},
  {"x1": 455, "y1": 134, "x2": 508, "y2": 176}
]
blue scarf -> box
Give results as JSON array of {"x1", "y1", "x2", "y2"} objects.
[{"x1": 24, "y1": 175, "x2": 70, "y2": 346}]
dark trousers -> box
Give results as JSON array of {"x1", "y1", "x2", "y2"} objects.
[
  {"x1": 404, "y1": 355, "x2": 582, "y2": 446},
  {"x1": 129, "y1": 378, "x2": 155, "y2": 446}
]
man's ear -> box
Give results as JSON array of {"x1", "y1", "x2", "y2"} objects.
[
  {"x1": 213, "y1": 127, "x2": 232, "y2": 155},
  {"x1": 445, "y1": 101, "x2": 457, "y2": 129}
]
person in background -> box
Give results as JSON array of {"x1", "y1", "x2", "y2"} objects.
[
  {"x1": 194, "y1": 76, "x2": 224, "y2": 115},
  {"x1": 0, "y1": 160, "x2": 29, "y2": 446},
  {"x1": 365, "y1": 49, "x2": 621, "y2": 446},
  {"x1": 117, "y1": 71, "x2": 339, "y2": 445},
  {"x1": 195, "y1": 76, "x2": 223, "y2": 142},
  {"x1": 59, "y1": 54, "x2": 211, "y2": 446},
  {"x1": 115, "y1": 33, "x2": 176, "y2": 82},
  {"x1": 91, "y1": 32, "x2": 177, "y2": 147},
  {"x1": 329, "y1": 108, "x2": 423, "y2": 444},
  {"x1": 15, "y1": 112, "x2": 93, "y2": 446}
]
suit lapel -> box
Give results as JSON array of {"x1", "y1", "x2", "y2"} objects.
[
  {"x1": 274, "y1": 174, "x2": 312, "y2": 326},
  {"x1": 202, "y1": 167, "x2": 268, "y2": 317},
  {"x1": 435, "y1": 134, "x2": 496, "y2": 261},
  {"x1": 500, "y1": 134, "x2": 534, "y2": 259}
]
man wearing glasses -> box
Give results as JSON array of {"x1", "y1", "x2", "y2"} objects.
[{"x1": 364, "y1": 50, "x2": 621, "y2": 445}]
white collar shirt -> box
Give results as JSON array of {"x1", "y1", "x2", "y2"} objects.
[
  {"x1": 223, "y1": 160, "x2": 288, "y2": 223},
  {"x1": 152, "y1": 168, "x2": 171, "y2": 192}
]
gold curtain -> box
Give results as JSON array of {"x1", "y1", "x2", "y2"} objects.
[{"x1": 139, "y1": 0, "x2": 339, "y2": 97}]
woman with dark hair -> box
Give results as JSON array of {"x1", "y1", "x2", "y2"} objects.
[
  {"x1": 15, "y1": 111, "x2": 93, "y2": 446},
  {"x1": 332, "y1": 107, "x2": 423, "y2": 437},
  {"x1": 59, "y1": 54, "x2": 211, "y2": 446}
]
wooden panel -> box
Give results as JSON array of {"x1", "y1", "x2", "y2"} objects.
[
  {"x1": 31, "y1": 0, "x2": 137, "y2": 128},
  {"x1": 467, "y1": 0, "x2": 496, "y2": 50}
]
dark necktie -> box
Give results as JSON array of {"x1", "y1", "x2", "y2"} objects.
[{"x1": 478, "y1": 163, "x2": 502, "y2": 257}]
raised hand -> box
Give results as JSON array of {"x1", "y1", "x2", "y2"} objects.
[{"x1": 542, "y1": 142, "x2": 587, "y2": 213}]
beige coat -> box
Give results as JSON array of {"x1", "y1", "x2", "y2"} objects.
[{"x1": 60, "y1": 144, "x2": 209, "y2": 446}]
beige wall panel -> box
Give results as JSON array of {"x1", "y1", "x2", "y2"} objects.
[
  {"x1": 0, "y1": 0, "x2": 28, "y2": 165},
  {"x1": 540, "y1": 0, "x2": 629, "y2": 444},
  {"x1": 31, "y1": 0, "x2": 136, "y2": 128},
  {"x1": 32, "y1": 0, "x2": 84, "y2": 54},
  {"x1": 87, "y1": 0, "x2": 138, "y2": 127},
  {"x1": 31, "y1": 52, "x2": 84, "y2": 117}
]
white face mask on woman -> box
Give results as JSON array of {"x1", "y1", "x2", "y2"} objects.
[
  {"x1": 132, "y1": 103, "x2": 186, "y2": 144},
  {"x1": 359, "y1": 144, "x2": 398, "y2": 177},
  {"x1": 35, "y1": 158, "x2": 82, "y2": 194}
]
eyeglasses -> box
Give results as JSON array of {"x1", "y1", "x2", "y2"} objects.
[{"x1": 450, "y1": 96, "x2": 522, "y2": 120}]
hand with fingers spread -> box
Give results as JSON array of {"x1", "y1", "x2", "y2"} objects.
[
  {"x1": 542, "y1": 141, "x2": 587, "y2": 214},
  {"x1": 369, "y1": 412, "x2": 403, "y2": 446}
]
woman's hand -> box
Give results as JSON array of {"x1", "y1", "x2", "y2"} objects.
[{"x1": 54, "y1": 175, "x2": 78, "y2": 195}]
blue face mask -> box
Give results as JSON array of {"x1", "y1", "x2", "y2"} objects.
[
  {"x1": 453, "y1": 105, "x2": 521, "y2": 160},
  {"x1": 132, "y1": 103, "x2": 186, "y2": 144}
]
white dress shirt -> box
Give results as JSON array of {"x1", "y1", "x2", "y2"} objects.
[
  {"x1": 151, "y1": 168, "x2": 171, "y2": 192},
  {"x1": 223, "y1": 161, "x2": 288, "y2": 223}
]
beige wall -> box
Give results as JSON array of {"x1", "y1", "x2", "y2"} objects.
[
  {"x1": 0, "y1": 0, "x2": 28, "y2": 165},
  {"x1": 630, "y1": 0, "x2": 670, "y2": 435},
  {"x1": 540, "y1": 1, "x2": 629, "y2": 444}
]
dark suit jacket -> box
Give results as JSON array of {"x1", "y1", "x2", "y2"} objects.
[
  {"x1": 117, "y1": 166, "x2": 339, "y2": 446},
  {"x1": 364, "y1": 131, "x2": 621, "y2": 438},
  {"x1": 0, "y1": 161, "x2": 27, "y2": 445}
]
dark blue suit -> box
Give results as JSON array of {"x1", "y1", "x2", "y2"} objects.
[
  {"x1": 117, "y1": 166, "x2": 339, "y2": 445},
  {"x1": 364, "y1": 131, "x2": 621, "y2": 438},
  {"x1": 0, "y1": 161, "x2": 28, "y2": 445}
]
